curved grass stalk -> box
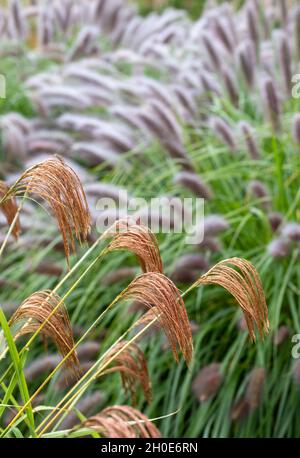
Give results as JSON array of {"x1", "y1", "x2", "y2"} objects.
[
  {"x1": 36, "y1": 314, "x2": 160, "y2": 437},
  {"x1": 0, "y1": 281, "x2": 133, "y2": 437}
]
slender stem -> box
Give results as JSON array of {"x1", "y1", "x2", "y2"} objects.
[{"x1": 37, "y1": 315, "x2": 160, "y2": 437}]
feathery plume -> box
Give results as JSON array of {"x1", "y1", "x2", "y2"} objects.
[
  {"x1": 2, "y1": 156, "x2": 91, "y2": 262},
  {"x1": 0, "y1": 181, "x2": 20, "y2": 239},
  {"x1": 83, "y1": 405, "x2": 160, "y2": 438},
  {"x1": 122, "y1": 272, "x2": 193, "y2": 365},
  {"x1": 103, "y1": 218, "x2": 163, "y2": 273},
  {"x1": 101, "y1": 340, "x2": 152, "y2": 404},
  {"x1": 9, "y1": 290, "x2": 80, "y2": 376},
  {"x1": 196, "y1": 258, "x2": 269, "y2": 340}
]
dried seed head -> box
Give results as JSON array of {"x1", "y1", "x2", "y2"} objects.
[
  {"x1": 0, "y1": 181, "x2": 20, "y2": 239},
  {"x1": 239, "y1": 121, "x2": 260, "y2": 160},
  {"x1": 273, "y1": 325, "x2": 290, "y2": 346},
  {"x1": 267, "y1": 238, "x2": 291, "y2": 258},
  {"x1": 245, "y1": 367, "x2": 265, "y2": 410},
  {"x1": 196, "y1": 258, "x2": 269, "y2": 340},
  {"x1": 103, "y1": 218, "x2": 163, "y2": 273},
  {"x1": 174, "y1": 171, "x2": 212, "y2": 199},
  {"x1": 101, "y1": 340, "x2": 152, "y2": 404},
  {"x1": 9, "y1": 290, "x2": 80, "y2": 377},
  {"x1": 83, "y1": 405, "x2": 161, "y2": 438},
  {"x1": 122, "y1": 272, "x2": 193, "y2": 365},
  {"x1": 5, "y1": 156, "x2": 91, "y2": 263},
  {"x1": 192, "y1": 363, "x2": 223, "y2": 402}
]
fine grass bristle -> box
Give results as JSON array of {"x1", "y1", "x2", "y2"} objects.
[
  {"x1": 1, "y1": 156, "x2": 91, "y2": 263},
  {"x1": 83, "y1": 405, "x2": 161, "y2": 438},
  {"x1": 9, "y1": 290, "x2": 81, "y2": 377},
  {"x1": 101, "y1": 340, "x2": 152, "y2": 404},
  {"x1": 103, "y1": 217, "x2": 163, "y2": 273},
  {"x1": 122, "y1": 272, "x2": 193, "y2": 365},
  {"x1": 196, "y1": 258, "x2": 269, "y2": 340}
]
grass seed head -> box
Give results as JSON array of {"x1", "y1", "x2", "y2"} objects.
[
  {"x1": 196, "y1": 257, "x2": 269, "y2": 340},
  {"x1": 83, "y1": 405, "x2": 161, "y2": 438},
  {"x1": 10, "y1": 290, "x2": 80, "y2": 377}
]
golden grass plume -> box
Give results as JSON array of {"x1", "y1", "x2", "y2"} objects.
[
  {"x1": 196, "y1": 257, "x2": 269, "y2": 340},
  {"x1": 1, "y1": 156, "x2": 91, "y2": 262},
  {"x1": 101, "y1": 340, "x2": 152, "y2": 404},
  {"x1": 9, "y1": 290, "x2": 80, "y2": 376},
  {"x1": 122, "y1": 272, "x2": 193, "y2": 365},
  {"x1": 83, "y1": 405, "x2": 161, "y2": 438},
  {"x1": 103, "y1": 217, "x2": 163, "y2": 273}
]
